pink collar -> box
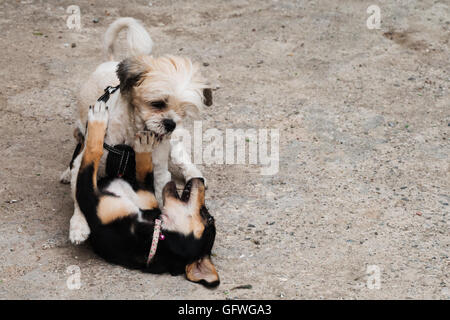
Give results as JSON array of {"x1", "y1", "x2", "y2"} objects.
[{"x1": 146, "y1": 219, "x2": 165, "y2": 266}]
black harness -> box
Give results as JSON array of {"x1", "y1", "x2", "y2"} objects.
[
  {"x1": 68, "y1": 85, "x2": 135, "y2": 179},
  {"x1": 67, "y1": 85, "x2": 132, "y2": 179},
  {"x1": 103, "y1": 141, "x2": 133, "y2": 178},
  {"x1": 97, "y1": 85, "x2": 119, "y2": 103},
  {"x1": 96, "y1": 85, "x2": 135, "y2": 178}
]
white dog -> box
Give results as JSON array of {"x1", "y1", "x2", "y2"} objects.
[{"x1": 61, "y1": 17, "x2": 212, "y2": 244}]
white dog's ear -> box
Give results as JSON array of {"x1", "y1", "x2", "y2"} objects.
[
  {"x1": 184, "y1": 103, "x2": 201, "y2": 119},
  {"x1": 116, "y1": 57, "x2": 148, "y2": 93}
]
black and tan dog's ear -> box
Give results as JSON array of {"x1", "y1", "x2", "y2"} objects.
[
  {"x1": 117, "y1": 57, "x2": 148, "y2": 93},
  {"x1": 181, "y1": 178, "x2": 205, "y2": 205},
  {"x1": 186, "y1": 255, "x2": 219, "y2": 288},
  {"x1": 203, "y1": 88, "x2": 213, "y2": 106},
  {"x1": 162, "y1": 181, "x2": 180, "y2": 205}
]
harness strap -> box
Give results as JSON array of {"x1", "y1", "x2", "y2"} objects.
[
  {"x1": 102, "y1": 142, "x2": 132, "y2": 178},
  {"x1": 103, "y1": 142, "x2": 123, "y2": 155},
  {"x1": 97, "y1": 85, "x2": 119, "y2": 103}
]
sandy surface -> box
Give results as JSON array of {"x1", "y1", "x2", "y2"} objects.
[{"x1": 0, "y1": 0, "x2": 448, "y2": 299}]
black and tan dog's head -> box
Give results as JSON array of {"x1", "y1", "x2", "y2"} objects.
[
  {"x1": 161, "y1": 178, "x2": 219, "y2": 287},
  {"x1": 117, "y1": 55, "x2": 213, "y2": 138}
]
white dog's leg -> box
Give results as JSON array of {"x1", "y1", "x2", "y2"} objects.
[
  {"x1": 69, "y1": 205, "x2": 90, "y2": 244},
  {"x1": 152, "y1": 139, "x2": 172, "y2": 203},
  {"x1": 170, "y1": 135, "x2": 204, "y2": 184},
  {"x1": 59, "y1": 167, "x2": 71, "y2": 184},
  {"x1": 68, "y1": 149, "x2": 91, "y2": 244}
]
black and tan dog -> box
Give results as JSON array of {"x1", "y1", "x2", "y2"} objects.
[{"x1": 73, "y1": 100, "x2": 219, "y2": 287}]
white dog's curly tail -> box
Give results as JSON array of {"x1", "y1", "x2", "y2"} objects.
[{"x1": 104, "y1": 17, "x2": 153, "y2": 61}]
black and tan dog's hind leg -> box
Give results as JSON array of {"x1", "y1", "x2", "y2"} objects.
[{"x1": 74, "y1": 101, "x2": 110, "y2": 229}]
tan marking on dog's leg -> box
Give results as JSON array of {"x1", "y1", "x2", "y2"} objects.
[
  {"x1": 81, "y1": 121, "x2": 106, "y2": 168},
  {"x1": 136, "y1": 190, "x2": 158, "y2": 210},
  {"x1": 135, "y1": 152, "x2": 153, "y2": 183},
  {"x1": 97, "y1": 196, "x2": 135, "y2": 224},
  {"x1": 189, "y1": 180, "x2": 206, "y2": 239},
  {"x1": 80, "y1": 121, "x2": 106, "y2": 189},
  {"x1": 190, "y1": 218, "x2": 205, "y2": 239}
]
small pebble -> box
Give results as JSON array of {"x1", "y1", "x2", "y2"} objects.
[
  {"x1": 92, "y1": 18, "x2": 99, "y2": 23},
  {"x1": 71, "y1": 43, "x2": 76, "y2": 48},
  {"x1": 203, "y1": 62, "x2": 209, "y2": 67},
  {"x1": 247, "y1": 224, "x2": 255, "y2": 228}
]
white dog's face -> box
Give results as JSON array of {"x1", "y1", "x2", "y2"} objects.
[{"x1": 117, "y1": 55, "x2": 212, "y2": 138}]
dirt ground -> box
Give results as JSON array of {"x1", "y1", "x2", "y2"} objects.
[{"x1": 0, "y1": 0, "x2": 448, "y2": 299}]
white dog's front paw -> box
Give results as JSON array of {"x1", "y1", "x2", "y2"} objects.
[
  {"x1": 69, "y1": 213, "x2": 90, "y2": 245},
  {"x1": 186, "y1": 168, "x2": 206, "y2": 188},
  {"x1": 188, "y1": 176, "x2": 207, "y2": 189},
  {"x1": 60, "y1": 167, "x2": 71, "y2": 184},
  {"x1": 134, "y1": 131, "x2": 159, "y2": 153},
  {"x1": 87, "y1": 101, "x2": 109, "y2": 125}
]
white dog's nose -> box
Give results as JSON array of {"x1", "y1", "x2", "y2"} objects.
[{"x1": 163, "y1": 118, "x2": 176, "y2": 132}]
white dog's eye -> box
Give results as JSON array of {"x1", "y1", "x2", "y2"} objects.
[{"x1": 149, "y1": 100, "x2": 166, "y2": 109}]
